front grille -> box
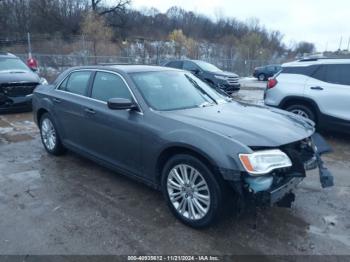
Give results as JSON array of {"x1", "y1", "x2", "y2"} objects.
[
  {"x1": 0, "y1": 83, "x2": 38, "y2": 97},
  {"x1": 226, "y1": 76, "x2": 239, "y2": 85}
]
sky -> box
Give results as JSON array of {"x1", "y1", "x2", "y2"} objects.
[{"x1": 131, "y1": 0, "x2": 350, "y2": 52}]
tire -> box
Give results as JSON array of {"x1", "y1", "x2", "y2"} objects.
[
  {"x1": 258, "y1": 73, "x2": 266, "y2": 81},
  {"x1": 161, "y1": 154, "x2": 224, "y2": 228},
  {"x1": 39, "y1": 113, "x2": 65, "y2": 155},
  {"x1": 286, "y1": 104, "x2": 316, "y2": 123}
]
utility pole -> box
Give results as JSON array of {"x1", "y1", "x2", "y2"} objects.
[{"x1": 27, "y1": 32, "x2": 32, "y2": 59}]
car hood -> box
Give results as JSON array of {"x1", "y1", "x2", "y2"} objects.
[
  {"x1": 209, "y1": 71, "x2": 239, "y2": 78},
  {"x1": 163, "y1": 102, "x2": 314, "y2": 147},
  {"x1": 0, "y1": 70, "x2": 40, "y2": 84}
]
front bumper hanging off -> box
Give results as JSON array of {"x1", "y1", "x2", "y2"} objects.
[
  {"x1": 243, "y1": 133, "x2": 334, "y2": 207},
  {"x1": 312, "y1": 133, "x2": 334, "y2": 188}
]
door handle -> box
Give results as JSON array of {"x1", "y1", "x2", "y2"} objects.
[
  {"x1": 53, "y1": 98, "x2": 62, "y2": 103},
  {"x1": 310, "y1": 86, "x2": 324, "y2": 90},
  {"x1": 84, "y1": 108, "x2": 96, "y2": 115}
]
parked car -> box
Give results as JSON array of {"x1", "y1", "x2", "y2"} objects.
[
  {"x1": 33, "y1": 65, "x2": 333, "y2": 228},
  {"x1": 0, "y1": 53, "x2": 47, "y2": 112},
  {"x1": 264, "y1": 58, "x2": 350, "y2": 133},
  {"x1": 163, "y1": 60, "x2": 240, "y2": 95},
  {"x1": 253, "y1": 64, "x2": 282, "y2": 81}
]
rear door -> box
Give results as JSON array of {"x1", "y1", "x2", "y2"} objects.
[
  {"x1": 52, "y1": 70, "x2": 94, "y2": 150},
  {"x1": 305, "y1": 64, "x2": 350, "y2": 121},
  {"x1": 82, "y1": 71, "x2": 142, "y2": 175}
]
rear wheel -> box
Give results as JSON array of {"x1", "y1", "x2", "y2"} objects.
[
  {"x1": 40, "y1": 113, "x2": 65, "y2": 155},
  {"x1": 258, "y1": 73, "x2": 266, "y2": 81},
  {"x1": 161, "y1": 154, "x2": 224, "y2": 228},
  {"x1": 286, "y1": 104, "x2": 316, "y2": 123}
]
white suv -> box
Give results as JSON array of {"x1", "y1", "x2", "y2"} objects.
[{"x1": 264, "y1": 58, "x2": 350, "y2": 133}]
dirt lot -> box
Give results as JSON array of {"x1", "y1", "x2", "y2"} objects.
[{"x1": 0, "y1": 88, "x2": 350, "y2": 257}]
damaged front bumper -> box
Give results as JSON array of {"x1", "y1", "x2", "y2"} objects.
[{"x1": 236, "y1": 133, "x2": 334, "y2": 208}]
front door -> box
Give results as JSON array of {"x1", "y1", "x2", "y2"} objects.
[{"x1": 82, "y1": 71, "x2": 143, "y2": 176}]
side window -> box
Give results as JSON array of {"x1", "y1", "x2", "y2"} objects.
[
  {"x1": 312, "y1": 65, "x2": 327, "y2": 82},
  {"x1": 65, "y1": 71, "x2": 92, "y2": 96},
  {"x1": 91, "y1": 72, "x2": 132, "y2": 102},
  {"x1": 267, "y1": 66, "x2": 274, "y2": 71},
  {"x1": 283, "y1": 65, "x2": 318, "y2": 76},
  {"x1": 183, "y1": 61, "x2": 200, "y2": 71},
  {"x1": 166, "y1": 61, "x2": 183, "y2": 69},
  {"x1": 58, "y1": 77, "x2": 69, "y2": 90},
  {"x1": 325, "y1": 64, "x2": 350, "y2": 86},
  {"x1": 312, "y1": 64, "x2": 350, "y2": 85}
]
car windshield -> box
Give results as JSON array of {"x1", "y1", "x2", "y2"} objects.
[
  {"x1": 0, "y1": 58, "x2": 30, "y2": 72},
  {"x1": 194, "y1": 61, "x2": 222, "y2": 72},
  {"x1": 130, "y1": 70, "x2": 229, "y2": 111}
]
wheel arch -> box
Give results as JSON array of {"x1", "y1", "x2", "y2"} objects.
[
  {"x1": 279, "y1": 96, "x2": 320, "y2": 120},
  {"x1": 258, "y1": 73, "x2": 266, "y2": 80},
  {"x1": 36, "y1": 108, "x2": 49, "y2": 125},
  {"x1": 155, "y1": 145, "x2": 219, "y2": 187}
]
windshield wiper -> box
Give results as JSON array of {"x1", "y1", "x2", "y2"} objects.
[{"x1": 185, "y1": 74, "x2": 217, "y2": 104}]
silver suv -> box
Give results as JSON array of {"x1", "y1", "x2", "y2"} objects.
[{"x1": 264, "y1": 58, "x2": 350, "y2": 133}]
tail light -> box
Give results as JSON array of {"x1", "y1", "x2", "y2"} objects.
[{"x1": 267, "y1": 78, "x2": 277, "y2": 89}]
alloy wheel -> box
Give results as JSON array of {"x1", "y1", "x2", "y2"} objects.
[
  {"x1": 41, "y1": 118, "x2": 57, "y2": 150},
  {"x1": 167, "y1": 164, "x2": 211, "y2": 220},
  {"x1": 290, "y1": 109, "x2": 310, "y2": 119}
]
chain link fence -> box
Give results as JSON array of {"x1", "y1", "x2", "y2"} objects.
[{"x1": 15, "y1": 53, "x2": 283, "y2": 82}]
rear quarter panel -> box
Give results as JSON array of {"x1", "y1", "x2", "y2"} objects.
[{"x1": 265, "y1": 73, "x2": 308, "y2": 107}]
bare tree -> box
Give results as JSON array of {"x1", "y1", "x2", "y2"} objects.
[
  {"x1": 81, "y1": 12, "x2": 113, "y2": 62},
  {"x1": 168, "y1": 29, "x2": 187, "y2": 58},
  {"x1": 91, "y1": 0, "x2": 130, "y2": 15}
]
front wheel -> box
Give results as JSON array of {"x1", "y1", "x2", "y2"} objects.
[{"x1": 161, "y1": 154, "x2": 224, "y2": 228}]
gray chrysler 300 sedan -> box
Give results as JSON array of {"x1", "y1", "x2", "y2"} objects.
[{"x1": 32, "y1": 65, "x2": 333, "y2": 228}]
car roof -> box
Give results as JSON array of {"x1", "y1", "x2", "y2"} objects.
[
  {"x1": 0, "y1": 52, "x2": 18, "y2": 59},
  {"x1": 67, "y1": 65, "x2": 182, "y2": 74},
  {"x1": 283, "y1": 58, "x2": 350, "y2": 67},
  {"x1": 166, "y1": 59, "x2": 202, "y2": 63}
]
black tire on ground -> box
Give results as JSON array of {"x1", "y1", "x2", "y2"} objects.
[
  {"x1": 258, "y1": 73, "x2": 266, "y2": 81},
  {"x1": 286, "y1": 104, "x2": 316, "y2": 123},
  {"x1": 39, "y1": 112, "x2": 66, "y2": 155},
  {"x1": 161, "y1": 154, "x2": 225, "y2": 228}
]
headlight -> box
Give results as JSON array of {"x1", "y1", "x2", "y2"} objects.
[
  {"x1": 40, "y1": 77, "x2": 48, "y2": 85},
  {"x1": 214, "y1": 75, "x2": 227, "y2": 80},
  {"x1": 239, "y1": 149, "x2": 292, "y2": 176}
]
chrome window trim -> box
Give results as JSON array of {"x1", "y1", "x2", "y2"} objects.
[{"x1": 54, "y1": 68, "x2": 144, "y2": 115}]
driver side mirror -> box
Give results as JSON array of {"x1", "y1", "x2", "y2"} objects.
[{"x1": 107, "y1": 98, "x2": 138, "y2": 111}]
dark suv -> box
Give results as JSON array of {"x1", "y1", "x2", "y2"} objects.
[
  {"x1": 253, "y1": 64, "x2": 282, "y2": 81},
  {"x1": 0, "y1": 53, "x2": 47, "y2": 112},
  {"x1": 164, "y1": 60, "x2": 240, "y2": 94}
]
